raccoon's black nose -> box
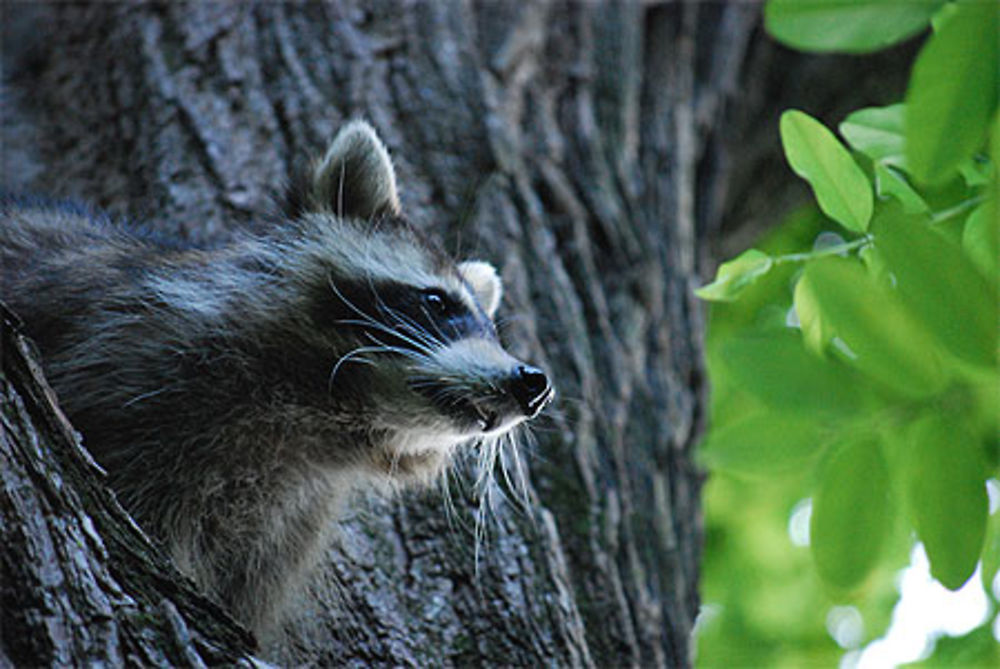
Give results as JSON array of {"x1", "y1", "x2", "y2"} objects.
[{"x1": 510, "y1": 365, "x2": 552, "y2": 418}]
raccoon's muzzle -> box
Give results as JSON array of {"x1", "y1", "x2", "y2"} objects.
[{"x1": 408, "y1": 362, "x2": 553, "y2": 434}]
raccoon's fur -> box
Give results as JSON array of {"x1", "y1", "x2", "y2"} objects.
[{"x1": 0, "y1": 121, "x2": 552, "y2": 638}]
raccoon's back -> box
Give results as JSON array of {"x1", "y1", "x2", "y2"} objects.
[
  {"x1": 1, "y1": 194, "x2": 336, "y2": 446},
  {"x1": 1, "y1": 197, "x2": 207, "y2": 448},
  {"x1": 2, "y1": 196, "x2": 177, "y2": 344}
]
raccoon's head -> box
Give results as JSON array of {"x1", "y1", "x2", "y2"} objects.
[{"x1": 284, "y1": 121, "x2": 553, "y2": 479}]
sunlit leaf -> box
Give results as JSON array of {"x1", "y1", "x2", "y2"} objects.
[
  {"x1": 840, "y1": 104, "x2": 907, "y2": 169},
  {"x1": 781, "y1": 110, "x2": 873, "y2": 232},
  {"x1": 962, "y1": 201, "x2": 999, "y2": 280},
  {"x1": 794, "y1": 257, "x2": 944, "y2": 396},
  {"x1": 719, "y1": 330, "x2": 872, "y2": 416},
  {"x1": 905, "y1": 415, "x2": 988, "y2": 590},
  {"x1": 696, "y1": 249, "x2": 773, "y2": 302},
  {"x1": 905, "y1": 1, "x2": 1000, "y2": 183},
  {"x1": 764, "y1": 0, "x2": 943, "y2": 54},
  {"x1": 874, "y1": 163, "x2": 929, "y2": 213},
  {"x1": 793, "y1": 276, "x2": 833, "y2": 356},
  {"x1": 700, "y1": 412, "x2": 826, "y2": 477},
  {"x1": 872, "y1": 204, "x2": 999, "y2": 368},
  {"x1": 811, "y1": 439, "x2": 890, "y2": 589},
  {"x1": 859, "y1": 244, "x2": 892, "y2": 289}
]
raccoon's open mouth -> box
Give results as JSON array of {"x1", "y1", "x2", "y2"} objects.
[
  {"x1": 408, "y1": 381, "x2": 506, "y2": 433},
  {"x1": 462, "y1": 400, "x2": 501, "y2": 432}
]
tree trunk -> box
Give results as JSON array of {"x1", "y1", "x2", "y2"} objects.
[{"x1": 1, "y1": 2, "x2": 910, "y2": 666}]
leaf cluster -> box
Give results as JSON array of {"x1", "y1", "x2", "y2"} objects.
[{"x1": 698, "y1": 0, "x2": 999, "y2": 661}]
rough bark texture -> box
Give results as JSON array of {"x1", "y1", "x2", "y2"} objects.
[
  {"x1": 1, "y1": 304, "x2": 255, "y2": 666},
  {"x1": 1, "y1": 2, "x2": 913, "y2": 666}
]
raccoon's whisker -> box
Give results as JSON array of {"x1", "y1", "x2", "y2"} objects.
[
  {"x1": 360, "y1": 266, "x2": 439, "y2": 351},
  {"x1": 519, "y1": 425, "x2": 549, "y2": 471},
  {"x1": 393, "y1": 318, "x2": 442, "y2": 352},
  {"x1": 497, "y1": 437, "x2": 518, "y2": 498},
  {"x1": 373, "y1": 299, "x2": 441, "y2": 349},
  {"x1": 333, "y1": 316, "x2": 420, "y2": 345},
  {"x1": 377, "y1": 322, "x2": 440, "y2": 356},
  {"x1": 472, "y1": 452, "x2": 498, "y2": 576},
  {"x1": 438, "y1": 470, "x2": 460, "y2": 535},
  {"x1": 502, "y1": 431, "x2": 532, "y2": 513},
  {"x1": 385, "y1": 307, "x2": 442, "y2": 349},
  {"x1": 474, "y1": 436, "x2": 497, "y2": 494},
  {"x1": 484, "y1": 379, "x2": 502, "y2": 395},
  {"x1": 361, "y1": 333, "x2": 434, "y2": 363},
  {"x1": 419, "y1": 305, "x2": 451, "y2": 343},
  {"x1": 121, "y1": 386, "x2": 169, "y2": 408},
  {"x1": 330, "y1": 288, "x2": 440, "y2": 353},
  {"x1": 406, "y1": 383, "x2": 450, "y2": 396},
  {"x1": 336, "y1": 318, "x2": 436, "y2": 357},
  {"x1": 327, "y1": 346, "x2": 389, "y2": 390},
  {"x1": 406, "y1": 376, "x2": 458, "y2": 387},
  {"x1": 327, "y1": 275, "x2": 386, "y2": 332},
  {"x1": 336, "y1": 160, "x2": 346, "y2": 219}
]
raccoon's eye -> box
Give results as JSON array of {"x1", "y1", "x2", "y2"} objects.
[{"x1": 421, "y1": 288, "x2": 451, "y2": 316}]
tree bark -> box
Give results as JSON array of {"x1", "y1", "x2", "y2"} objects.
[
  {"x1": 1, "y1": 304, "x2": 256, "y2": 666},
  {"x1": 1, "y1": 2, "x2": 911, "y2": 666}
]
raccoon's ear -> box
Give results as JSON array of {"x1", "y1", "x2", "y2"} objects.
[
  {"x1": 291, "y1": 120, "x2": 401, "y2": 220},
  {"x1": 458, "y1": 260, "x2": 502, "y2": 318}
]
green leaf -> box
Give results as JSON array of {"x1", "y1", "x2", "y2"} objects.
[
  {"x1": 874, "y1": 163, "x2": 929, "y2": 213},
  {"x1": 930, "y1": 0, "x2": 959, "y2": 32},
  {"x1": 966, "y1": 111, "x2": 1000, "y2": 278},
  {"x1": 811, "y1": 439, "x2": 890, "y2": 589},
  {"x1": 700, "y1": 412, "x2": 826, "y2": 477},
  {"x1": 905, "y1": 415, "x2": 988, "y2": 590},
  {"x1": 719, "y1": 330, "x2": 872, "y2": 416},
  {"x1": 957, "y1": 157, "x2": 992, "y2": 187},
  {"x1": 962, "y1": 201, "x2": 999, "y2": 279},
  {"x1": 915, "y1": 624, "x2": 1000, "y2": 667},
  {"x1": 781, "y1": 110, "x2": 873, "y2": 232},
  {"x1": 794, "y1": 257, "x2": 945, "y2": 397},
  {"x1": 696, "y1": 249, "x2": 773, "y2": 302},
  {"x1": 793, "y1": 273, "x2": 835, "y2": 356},
  {"x1": 840, "y1": 104, "x2": 907, "y2": 169},
  {"x1": 764, "y1": 0, "x2": 943, "y2": 54},
  {"x1": 859, "y1": 243, "x2": 892, "y2": 288},
  {"x1": 905, "y1": 1, "x2": 1000, "y2": 184},
  {"x1": 872, "y1": 205, "x2": 999, "y2": 368}
]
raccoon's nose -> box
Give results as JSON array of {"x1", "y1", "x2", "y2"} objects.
[{"x1": 510, "y1": 365, "x2": 552, "y2": 417}]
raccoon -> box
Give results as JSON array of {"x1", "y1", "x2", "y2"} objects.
[{"x1": 0, "y1": 121, "x2": 553, "y2": 639}]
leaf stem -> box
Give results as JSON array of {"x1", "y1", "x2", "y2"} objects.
[
  {"x1": 930, "y1": 195, "x2": 986, "y2": 224},
  {"x1": 772, "y1": 237, "x2": 872, "y2": 265}
]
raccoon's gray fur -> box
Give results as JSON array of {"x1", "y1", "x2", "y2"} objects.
[{"x1": 0, "y1": 121, "x2": 552, "y2": 639}]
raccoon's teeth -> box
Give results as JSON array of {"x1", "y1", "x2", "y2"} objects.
[
  {"x1": 479, "y1": 410, "x2": 499, "y2": 432},
  {"x1": 470, "y1": 404, "x2": 497, "y2": 432}
]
